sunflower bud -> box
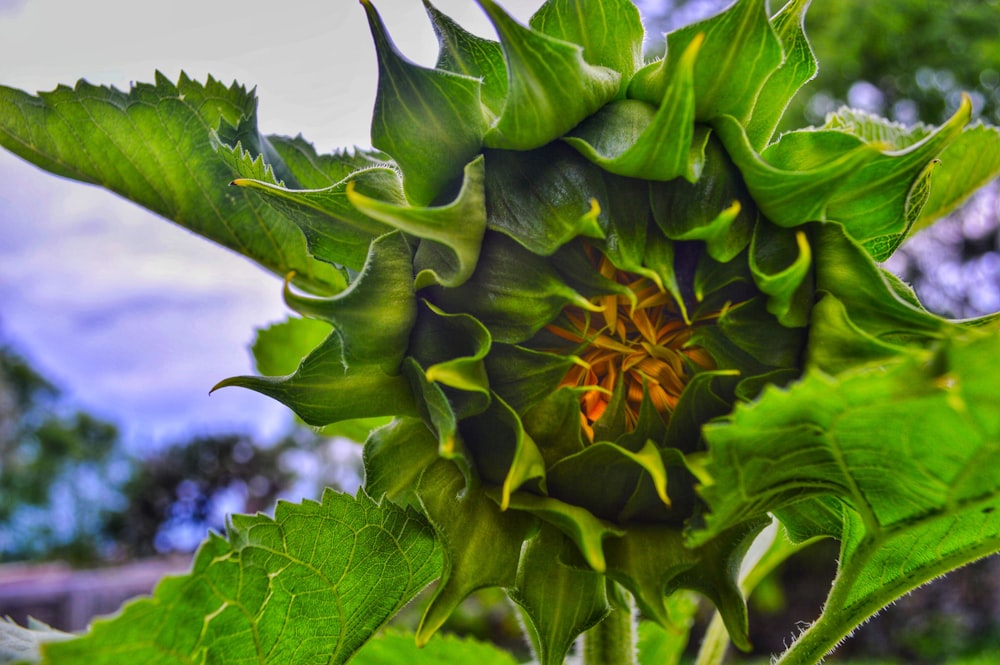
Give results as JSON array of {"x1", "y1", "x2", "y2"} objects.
[{"x1": 214, "y1": 0, "x2": 974, "y2": 661}]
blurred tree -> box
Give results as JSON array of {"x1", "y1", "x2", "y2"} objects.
[
  {"x1": 0, "y1": 344, "x2": 126, "y2": 563},
  {"x1": 0, "y1": 339, "x2": 357, "y2": 562},
  {"x1": 797, "y1": 0, "x2": 1000, "y2": 126},
  {"x1": 104, "y1": 433, "x2": 296, "y2": 557},
  {"x1": 104, "y1": 424, "x2": 364, "y2": 558}
]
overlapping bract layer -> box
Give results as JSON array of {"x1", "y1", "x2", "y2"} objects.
[{"x1": 2, "y1": 0, "x2": 999, "y2": 662}]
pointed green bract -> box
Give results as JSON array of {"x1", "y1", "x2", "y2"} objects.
[
  {"x1": 749, "y1": 224, "x2": 812, "y2": 327},
  {"x1": 430, "y1": 231, "x2": 598, "y2": 343},
  {"x1": 648, "y1": 135, "x2": 756, "y2": 262},
  {"x1": 213, "y1": 330, "x2": 418, "y2": 426},
  {"x1": 213, "y1": 234, "x2": 420, "y2": 425},
  {"x1": 529, "y1": 0, "x2": 643, "y2": 94},
  {"x1": 565, "y1": 35, "x2": 702, "y2": 181},
  {"x1": 280, "y1": 232, "x2": 416, "y2": 369},
  {"x1": 508, "y1": 524, "x2": 610, "y2": 665},
  {"x1": 604, "y1": 519, "x2": 766, "y2": 651},
  {"x1": 546, "y1": 440, "x2": 672, "y2": 522},
  {"x1": 744, "y1": 0, "x2": 816, "y2": 149},
  {"x1": 364, "y1": 0, "x2": 487, "y2": 206},
  {"x1": 477, "y1": 0, "x2": 620, "y2": 150},
  {"x1": 484, "y1": 143, "x2": 607, "y2": 255},
  {"x1": 417, "y1": 301, "x2": 493, "y2": 397},
  {"x1": 415, "y1": 459, "x2": 537, "y2": 645},
  {"x1": 629, "y1": 0, "x2": 782, "y2": 124},
  {"x1": 228, "y1": 163, "x2": 402, "y2": 271},
  {"x1": 38, "y1": 491, "x2": 440, "y2": 665},
  {"x1": 426, "y1": 0, "x2": 508, "y2": 117},
  {"x1": 916, "y1": 122, "x2": 1000, "y2": 231},
  {"x1": 364, "y1": 417, "x2": 441, "y2": 509},
  {"x1": 348, "y1": 156, "x2": 488, "y2": 287}
]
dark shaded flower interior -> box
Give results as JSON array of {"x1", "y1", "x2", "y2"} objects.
[{"x1": 546, "y1": 245, "x2": 719, "y2": 440}]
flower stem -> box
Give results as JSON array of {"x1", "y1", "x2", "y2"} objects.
[
  {"x1": 583, "y1": 584, "x2": 636, "y2": 665},
  {"x1": 693, "y1": 612, "x2": 730, "y2": 665}
]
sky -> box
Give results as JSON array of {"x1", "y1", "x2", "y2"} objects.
[{"x1": 0, "y1": 0, "x2": 540, "y2": 449}]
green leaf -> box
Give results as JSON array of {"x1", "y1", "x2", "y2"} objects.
[
  {"x1": 564, "y1": 34, "x2": 702, "y2": 182},
  {"x1": 0, "y1": 75, "x2": 344, "y2": 294},
  {"x1": 279, "y1": 232, "x2": 417, "y2": 371},
  {"x1": 744, "y1": 0, "x2": 816, "y2": 149},
  {"x1": 228, "y1": 161, "x2": 401, "y2": 272},
  {"x1": 699, "y1": 330, "x2": 1000, "y2": 661},
  {"x1": 915, "y1": 122, "x2": 1000, "y2": 231},
  {"x1": 415, "y1": 459, "x2": 538, "y2": 645},
  {"x1": 648, "y1": 134, "x2": 756, "y2": 263},
  {"x1": 716, "y1": 96, "x2": 971, "y2": 258},
  {"x1": 636, "y1": 606, "x2": 699, "y2": 665},
  {"x1": 351, "y1": 630, "x2": 518, "y2": 665},
  {"x1": 822, "y1": 107, "x2": 933, "y2": 149},
  {"x1": 748, "y1": 223, "x2": 812, "y2": 327},
  {"x1": 508, "y1": 524, "x2": 610, "y2": 665},
  {"x1": 484, "y1": 143, "x2": 606, "y2": 256},
  {"x1": 266, "y1": 135, "x2": 391, "y2": 189},
  {"x1": 363, "y1": 0, "x2": 487, "y2": 206},
  {"x1": 40, "y1": 491, "x2": 440, "y2": 665},
  {"x1": 347, "y1": 156, "x2": 488, "y2": 288},
  {"x1": 251, "y1": 317, "x2": 334, "y2": 377},
  {"x1": 429, "y1": 231, "x2": 598, "y2": 344},
  {"x1": 425, "y1": 0, "x2": 508, "y2": 118},
  {"x1": 629, "y1": 0, "x2": 782, "y2": 125},
  {"x1": 529, "y1": 0, "x2": 643, "y2": 95},
  {"x1": 477, "y1": 0, "x2": 620, "y2": 150}
]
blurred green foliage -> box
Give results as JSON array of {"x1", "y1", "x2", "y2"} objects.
[
  {"x1": 800, "y1": 0, "x2": 1000, "y2": 125},
  {"x1": 0, "y1": 345, "x2": 124, "y2": 562}
]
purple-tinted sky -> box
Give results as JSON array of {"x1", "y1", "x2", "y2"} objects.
[{"x1": 0, "y1": 0, "x2": 538, "y2": 449}]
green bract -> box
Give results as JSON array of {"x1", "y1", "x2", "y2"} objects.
[{"x1": 2, "y1": 0, "x2": 1000, "y2": 664}]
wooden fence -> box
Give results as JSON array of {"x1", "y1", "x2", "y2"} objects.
[{"x1": 0, "y1": 556, "x2": 191, "y2": 632}]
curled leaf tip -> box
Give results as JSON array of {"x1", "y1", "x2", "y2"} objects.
[{"x1": 208, "y1": 377, "x2": 235, "y2": 396}]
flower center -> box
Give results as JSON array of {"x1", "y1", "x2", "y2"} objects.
[{"x1": 547, "y1": 249, "x2": 716, "y2": 442}]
